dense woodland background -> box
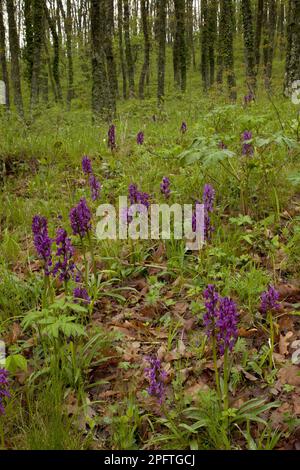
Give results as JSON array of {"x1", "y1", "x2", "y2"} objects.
[{"x1": 0, "y1": 0, "x2": 299, "y2": 119}]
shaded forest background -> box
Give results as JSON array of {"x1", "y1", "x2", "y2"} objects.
[{"x1": 0, "y1": 0, "x2": 299, "y2": 120}]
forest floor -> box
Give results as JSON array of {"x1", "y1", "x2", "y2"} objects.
[{"x1": 1, "y1": 74, "x2": 300, "y2": 450}]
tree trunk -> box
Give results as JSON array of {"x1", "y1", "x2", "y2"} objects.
[
  {"x1": 263, "y1": 0, "x2": 277, "y2": 91},
  {"x1": 90, "y1": 0, "x2": 110, "y2": 119},
  {"x1": 217, "y1": 0, "x2": 225, "y2": 84},
  {"x1": 186, "y1": 0, "x2": 195, "y2": 69},
  {"x1": 30, "y1": 0, "x2": 44, "y2": 109},
  {"x1": 201, "y1": 0, "x2": 209, "y2": 91},
  {"x1": 173, "y1": 0, "x2": 186, "y2": 92},
  {"x1": 6, "y1": 0, "x2": 23, "y2": 116},
  {"x1": 254, "y1": 0, "x2": 264, "y2": 69},
  {"x1": 157, "y1": 0, "x2": 167, "y2": 105},
  {"x1": 44, "y1": 0, "x2": 62, "y2": 102},
  {"x1": 208, "y1": 0, "x2": 217, "y2": 87},
  {"x1": 220, "y1": 0, "x2": 237, "y2": 101},
  {"x1": 117, "y1": 0, "x2": 127, "y2": 99},
  {"x1": 123, "y1": 0, "x2": 135, "y2": 96},
  {"x1": 139, "y1": 0, "x2": 150, "y2": 99},
  {"x1": 277, "y1": 0, "x2": 285, "y2": 58},
  {"x1": 24, "y1": 0, "x2": 34, "y2": 87},
  {"x1": 104, "y1": 0, "x2": 118, "y2": 108},
  {"x1": 284, "y1": 0, "x2": 300, "y2": 95},
  {"x1": 0, "y1": 0, "x2": 10, "y2": 109},
  {"x1": 241, "y1": 0, "x2": 257, "y2": 93}
]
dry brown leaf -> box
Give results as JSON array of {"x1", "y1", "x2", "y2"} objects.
[
  {"x1": 279, "y1": 331, "x2": 293, "y2": 355},
  {"x1": 278, "y1": 365, "x2": 300, "y2": 387},
  {"x1": 277, "y1": 283, "x2": 300, "y2": 302},
  {"x1": 292, "y1": 394, "x2": 300, "y2": 415},
  {"x1": 236, "y1": 365, "x2": 258, "y2": 381},
  {"x1": 238, "y1": 327, "x2": 257, "y2": 338},
  {"x1": 185, "y1": 382, "x2": 209, "y2": 399},
  {"x1": 173, "y1": 302, "x2": 189, "y2": 315}
]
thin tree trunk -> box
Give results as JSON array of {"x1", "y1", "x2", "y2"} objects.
[
  {"x1": 201, "y1": 0, "x2": 209, "y2": 91},
  {"x1": 157, "y1": 0, "x2": 167, "y2": 105},
  {"x1": 24, "y1": 0, "x2": 34, "y2": 87},
  {"x1": 217, "y1": 0, "x2": 224, "y2": 84},
  {"x1": 6, "y1": 0, "x2": 23, "y2": 116},
  {"x1": 123, "y1": 0, "x2": 135, "y2": 96},
  {"x1": 208, "y1": 0, "x2": 217, "y2": 87},
  {"x1": 263, "y1": 0, "x2": 277, "y2": 91},
  {"x1": 174, "y1": 0, "x2": 186, "y2": 92},
  {"x1": 241, "y1": 0, "x2": 257, "y2": 93},
  {"x1": 284, "y1": 0, "x2": 300, "y2": 95},
  {"x1": 254, "y1": 0, "x2": 264, "y2": 69},
  {"x1": 117, "y1": 0, "x2": 127, "y2": 99},
  {"x1": 139, "y1": 0, "x2": 150, "y2": 99},
  {"x1": 186, "y1": 0, "x2": 195, "y2": 69},
  {"x1": 0, "y1": 0, "x2": 10, "y2": 109},
  {"x1": 277, "y1": 0, "x2": 285, "y2": 58},
  {"x1": 44, "y1": 1, "x2": 62, "y2": 102},
  {"x1": 90, "y1": 0, "x2": 110, "y2": 118},
  {"x1": 30, "y1": 0, "x2": 44, "y2": 109},
  {"x1": 220, "y1": 0, "x2": 237, "y2": 101},
  {"x1": 58, "y1": 0, "x2": 74, "y2": 108},
  {"x1": 105, "y1": 0, "x2": 118, "y2": 108}
]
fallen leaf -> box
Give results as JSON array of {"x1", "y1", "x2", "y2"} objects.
[
  {"x1": 292, "y1": 394, "x2": 300, "y2": 415},
  {"x1": 185, "y1": 382, "x2": 209, "y2": 399},
  {"x1": 238, "y1": 327, "x2": 257, "y2": 338},
  {"x1": 279, "y1": 331, "x2": 293, "y2": 355},
  {"x1": 278, "y1": 365, "x2": 300, "y2": 387}
]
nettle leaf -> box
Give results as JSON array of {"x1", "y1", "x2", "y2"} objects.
[
  {"x1": 6, "y1": 354, "x2": 27, "y2": 374},
  {"x1": 178, "y1": 137, "x2": 235, "y2": 167},
  {"x1": 229, "y1": 215, "x2": 254, "y2": 226},
  {"x1": 255, "y1": 137, "x2": 272, "y2": 147},
  {"x1": 274, "y1": 133, "x2": 299, "y2": 149},
  {"x1": 42, "y1": 315, "x2": 86, "y2": 339},
  {"x1": 65, "y1": 302, "x2": 88, "y2": 314},
  {"x1": 202, "y1": 149, "x2": 235, "y2": 168},
  {"x1": 21, "y1": 309, "x2": 48, "y2": 330},
  {"x1": 287, "y1": 172, "x2": 300, "y2": 187}
]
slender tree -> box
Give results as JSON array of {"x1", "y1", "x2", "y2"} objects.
[
  {"x1": 173, "y1": 0, "x2": 186, "y2": 92},
  {"x1": 284, "y1": 0, "x2": 300, "y2": 95},
  {"x1": 104, "y1": 0, "x2": 118, "y2": 107},
  {"x1": 217, "y1": 0, "x2": 225, "y2": 84},
  {"x1": 44, "y1": 1, "x2": 62, "y2": 102},
  {"x1": 186, "y1": 0, "x2": 195, "y2": 69},
  {"x1": 277, "y1": 0, "x2": 285, "y2": 58},
  {"x1": 157, "y1": 0, "x2": 167, "y2": 105},
  {"x1": 6, "y1": 0, "x2": 23, "y2": 116},
  {"x1": 0, "y1": 0, "x2": 10, "y2": 109},
  {"x1": 208, "y1": 0, "x2": 217, "y2": 87},
  {"x1": 201, "y1": 0, "x2": 209, "y2": 91},
  {"x1": 30, "y1": 0, "x2": 44, "y2": 109},
  {"x1": 139, "y1": 0, "x2": 150, "y2": 99},
  {"x1": 24, "y1": 0, "x2": 34, "y2": 87},
  {"x1": 90, "y1": 0, "x2": 111, "y2": 118},
  {"x1": 123, "y1": 0, "x2": 135, "y2": 96},
  {"x1": 263, "y1": 0, "x2": 277, "y2": 91},
  {"x1": 58, "y1": 0, "x2": 74, "y2": 108},
  {"x1": 254, "y1": 0, "x2": 264, "y2": 69},
  {"x1": 220, "y1": 0, "x2": 237, "y2": 101},
  {"x1": 241, "y1": 0, "x2": 257, "y2": 93},
  {"x1": 117, "y1": 0, "x2": 127, "y2": 99}
]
